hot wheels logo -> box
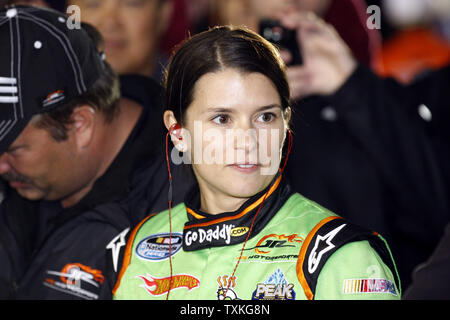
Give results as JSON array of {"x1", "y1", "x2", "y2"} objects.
[{"x1": 137, "y1": 273, "x2": 200, "y2": 296}]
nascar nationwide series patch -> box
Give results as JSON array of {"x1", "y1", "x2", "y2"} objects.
[{"x1": 136, "y1": 233, "x2": 183, "y2": 261}]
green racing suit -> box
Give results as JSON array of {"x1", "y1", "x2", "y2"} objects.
[{"x1": 113, "y1": 174, "x2": 401, "y2": 300}]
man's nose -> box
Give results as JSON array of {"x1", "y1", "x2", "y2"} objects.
[{"x1": 0, "y1": 153, "x2": 11, "y2": 175}]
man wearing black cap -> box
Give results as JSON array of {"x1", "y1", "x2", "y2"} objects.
[{"x1": 0, "y1": 5, "x2": 191, "y2": 299}]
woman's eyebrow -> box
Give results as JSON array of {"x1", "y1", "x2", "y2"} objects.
[
  {"x1": 203, "y1": 107, "x2": 236, "y2": 114},
  {"x1": 203, "y1": 104, "x2": 282, "y2": 114},
  {"x1": 256, "y1": 104, "x2": 282, "y2": 112}
]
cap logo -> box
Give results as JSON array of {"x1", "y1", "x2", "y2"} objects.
[
  {"x1": 42, "y1": 90, "x2": 65, "y2": 108},
  {"x1": 0, "y1": 77, "x2": 18, "y2": 104}
]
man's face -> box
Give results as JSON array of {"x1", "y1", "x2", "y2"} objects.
[
  {"x1": 0, "y1": 119, "x2": 80, "y2": 202},
  {"x1": 69, "y1": 0, "x2": 173, "y2": 76}
]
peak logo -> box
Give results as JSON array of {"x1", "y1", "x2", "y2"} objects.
[{"x1": 252, "y1": 269, "x2": 296, "y2": 300}]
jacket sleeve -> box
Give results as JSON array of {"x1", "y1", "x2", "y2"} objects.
[
  {"x1": 296, "y1": 216, "x2": 401, "y2": 300},
  {"x1": 16, "y1": 206, "x2": 130, "y2": 300},
  {"x1": 315, "y1": 240, "x2": 401, "y2": 300}
]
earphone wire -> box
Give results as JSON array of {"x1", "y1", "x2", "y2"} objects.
[{"x1": 165, "y1": 131, "x2": 174, "y2": 300}]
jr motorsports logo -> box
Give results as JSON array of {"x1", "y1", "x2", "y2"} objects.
[
  {"x1": 44, "y1": 263, "x2": 105, "y2": 300},
  {"x1": 241, "y1": 233, "x2": 303, "y2": 263}
]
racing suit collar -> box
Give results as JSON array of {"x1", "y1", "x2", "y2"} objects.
[{"x1": 182, "y1": 173, "x2": 293, "y2": 251}]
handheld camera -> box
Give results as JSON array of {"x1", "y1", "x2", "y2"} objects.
[{"x1": 259, "y1": 19, "x2": 303, "y2": 66}]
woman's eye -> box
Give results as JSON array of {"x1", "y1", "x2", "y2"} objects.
[
  {"x1": 212, "y1": 114, "x2": 231, "y2": 125},
  {"x1": 257, "y1": 112, "x2": 276, "y2": 123}
]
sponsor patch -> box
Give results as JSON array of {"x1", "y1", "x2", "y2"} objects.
[
  {"x1": 184, "y1": 224, "x2": 234, "y2": 247},
  {"x1": 343, "y1": 278, "x2": 397, "y2": 296},
  {"x1": 240, "y1": 233, "x2": 303, "y2": 263},
  {"x1": 308, "y1": 224, "x2": 346, "y2": 274},
  {"x1": 42, "y1": 90, "x2": 65, "y2": 107},
  {"x1": 252, "y1": 268, "x2": 295, "y2": 300},
  {"x1": 136, "y1": 233, "x2": 183, "y2": 261},
  {"x1": 231, "y1": 227, "x2": 249, "y2": 237},
  {"x1": 44, "y1": 263, "x2": 104, "y2": 300},
  {"x1": 248, "y1": 234, "x2": 304, "y2": 254},
  {"x1": 137, "y1": 273, "x2": 200, "y2": 296},
  {"x1": 216, "y1": 275, "x2": 241, "y2": 300},
  {"x1": 106, "y1": 228, "x2": 130, "y2": 272}
]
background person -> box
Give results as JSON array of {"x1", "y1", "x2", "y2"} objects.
[
  {"x1": 280, "y1": 11, "x2": 449, "y2": 290},
  {"x1": 66, "y1": 0, "x2": 174, "y2": 81},
  {"x1": 372, "y1": 0, "x2": 450, "y2": 84}
]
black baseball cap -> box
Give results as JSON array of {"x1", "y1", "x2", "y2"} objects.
[{"x1": 0, "y1": 5, "x2": 104, "y2": 154}]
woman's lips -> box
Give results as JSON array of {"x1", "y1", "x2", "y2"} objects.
[{"x1": 229, "y1": 164, "x2": 261, "y2": 174}]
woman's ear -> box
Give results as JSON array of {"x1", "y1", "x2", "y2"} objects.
[
  {"x1": 284, "y1": 106, "x2": 292, "y2": 129},
  {"x1": 163, "y1": 110, "x2": 177, "y2": 131},
  {"x1": 163, "y1": 110, "x2": 187, "y2": 152}
]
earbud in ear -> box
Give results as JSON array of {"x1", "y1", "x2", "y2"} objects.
[{"x1": 169, "y1": 123, "x2": 183, "y2": 141}]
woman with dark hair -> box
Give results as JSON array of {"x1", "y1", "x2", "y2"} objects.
[{"x1": 113, "y1": 26, "x2": 400, "y2": 300}]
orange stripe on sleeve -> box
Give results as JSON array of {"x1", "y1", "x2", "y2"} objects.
[
  {"x1": 296, "y1": 216, "x2": 342, "y2": 300},
  {"x1": 112, "y1": 212, "x2": 158, "y2": 296}
]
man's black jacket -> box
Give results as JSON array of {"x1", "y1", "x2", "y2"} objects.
[{"x1": 0, "y1": 75, "x2": 194, "y2": 299}]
